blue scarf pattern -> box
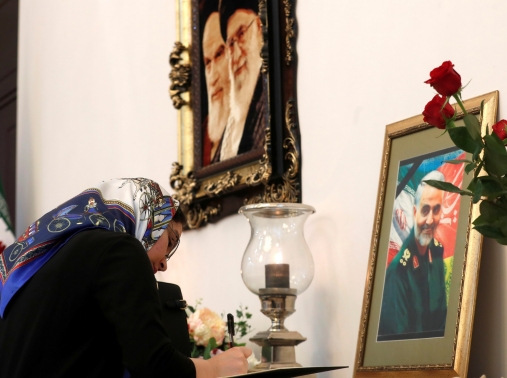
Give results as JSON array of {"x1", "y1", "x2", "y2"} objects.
[{"x1": 0, "y1": 178, "x2": 178, "y2": 317}]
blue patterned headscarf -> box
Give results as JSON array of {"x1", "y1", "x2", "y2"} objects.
[{"x1": 0, "y1": 178, "x2": 179, "y2": 317}]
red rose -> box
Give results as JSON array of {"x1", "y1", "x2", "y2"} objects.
[
  {"x1": 424, "y1": 61, "x2": 462, "y2": 96},
  {"x1": 492, "y1": 119, "x2": 507, "y2": 140},
  {"x1": 422, "y1": 94, "x2": 455, "y2": 129}
]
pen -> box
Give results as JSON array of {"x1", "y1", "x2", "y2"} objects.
[{"x1": 227, "y1": 313, "x2": 235, "y2": 348}]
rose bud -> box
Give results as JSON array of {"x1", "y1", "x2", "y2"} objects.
[
  {"x1": 492, "y1": 119, "x2": 507, "y2": 140},
  {"x1": 422, "y1": 94, "x2": 455, "y2": 129},
  {"x1": 424, "y1": 61, "x2": 462, "y2": 96}
]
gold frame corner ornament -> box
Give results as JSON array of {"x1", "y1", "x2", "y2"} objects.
[
  {"x1": 184, "y1": 203, "x2": 222, "y2": 230},
  {"x1": 169, "y1": 162, "x2": 197, "y2": 206},
  {"x1": 170, "y1": 162, "x2": 222, "y2": 229},
  {"x1": 353, "y1": 91, "x2": 499, "y2": 378}
]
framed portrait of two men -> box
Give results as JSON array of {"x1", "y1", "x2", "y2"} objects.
[
  {"x1": 354, "y1": 91, "x2": 498, "y2": 378},
  {"x1": 169, "y1": 0, "x2": 302, "y2": 229}
]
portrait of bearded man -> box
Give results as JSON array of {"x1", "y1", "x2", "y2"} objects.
[
  {"x1": 201, "y1": 0, "x2": 231, "y2": 166},
  {"x1": 218, "y1": 0, "x2": 266, "y2": 161},
  {"x1": 378, "y1": 170, "x2": 448, "y2": 341}
]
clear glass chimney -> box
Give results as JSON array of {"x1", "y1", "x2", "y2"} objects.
[{"x1": 239, "y1": 203, "x2": 315, "y2": 296}]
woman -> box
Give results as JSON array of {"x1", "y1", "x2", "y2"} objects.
[{"x1": 0, "y1": 178, "x2": 250, "y2": 377}]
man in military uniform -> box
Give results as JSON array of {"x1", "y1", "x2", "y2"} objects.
[{"x1": 378, "y1": 171, "x2": 448, "y2": 341}]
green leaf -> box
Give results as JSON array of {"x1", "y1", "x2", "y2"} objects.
[
  {"x1": 467, "y1": 177, "x2": 477, "y2": 192},
  {"x1": 483, "y1": 134, "x2": 507, "y2": 176},
  {"x1": 465, "y1": 162, "x2": 476, "y2": 175},
  {"x1": 463, "y1": 113, "x2": 482, "y2": 141},
  {"x1": 424, "y1": 180, "x2": 472, "y2": 195},
  {"x1": 447, "y1": 127, "x2": 480, "y2": 154},
  {"x1": 474, "y1": 224, "x2": 506, "y2": 239},
  {"x1": 494, "y1": 197, "x2": 507, "y2": 212},
  {"x1": 191, "y1": 344, "x2": 200, "y2": 358},
  {"x1": 485, "y1": 133, "x2": 507, "y2": 154},
  {"x1": 203, "y1": 346, "x2": 211, "y2": 360},
  {"x1": 445, "y1": 159, "x2": 474, "y2": 165},
  {"x1": 208, "y1": 337, "x2": 218, "y2": 350},
  {"x1": 474, "y1": 160, "x2": 484, "y2": 178},
  {"x1": 472, "y1": 144, "x2": 483, "y2": 162},
  {"x1": 471, "y1": 215, "x2": 507, "y2": 238},
  {"x1": 494, "y1": 237, "x2": 507, "y2": 245},
  {"x1": 472, "y1": 214, "x2": 487, "y2": 227},
  {"x1": 477, "y1": 178, "x2": 507, "y2": 198},
  {"x1": 473, "y1": 179, "x2": 483, "y2": 203},
  {"x1": 203, "y1": 338, "x2": 217, "y2": 360},
  {"x1": 479, "y1": 200, "x2": 507, "y2": 222}
]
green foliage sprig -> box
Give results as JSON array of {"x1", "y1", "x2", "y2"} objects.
[{"x1": 232, "y1": 305, "x2": 253, "y2": 342}]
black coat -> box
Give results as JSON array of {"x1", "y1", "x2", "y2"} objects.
[{"x1": 0, "y1": 229, "x2": 195, "y2": 378}]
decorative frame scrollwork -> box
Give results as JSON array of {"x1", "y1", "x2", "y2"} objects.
[
  {"x1": 168, "y1": 42, "x2": 191, "y2": 109},
  {"x1": 169, "y1": 0, "x2": 302, "y2": 229},
  {"x1": 282, "y1": 0, "x2": 294, "y2": 65},
  {"x1": 354, "y1": 91, "x2": 498, "y2": 378}
]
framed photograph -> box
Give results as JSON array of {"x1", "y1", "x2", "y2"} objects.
[
  {"x1": 354, "y1": 91, "x2": 498, "y2": 377},
  {"x1": 169, "y1": 0, "x2": 302, "y2": 229}
]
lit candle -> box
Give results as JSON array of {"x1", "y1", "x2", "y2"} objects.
[{"x1": 265, "y1": 264, "x2": 290, "y2": 288}]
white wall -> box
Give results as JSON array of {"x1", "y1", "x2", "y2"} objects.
[{"x1": 17, "y1": 0, "x2": 507, "y2": 377}]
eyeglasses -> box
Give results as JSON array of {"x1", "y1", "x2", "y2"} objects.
[
  {"x1": 226, "y1": 19, "x2": 256, "y2": 52},
  {"x1": 165, "y1": 225, "x2": 180, "y2": 261}
]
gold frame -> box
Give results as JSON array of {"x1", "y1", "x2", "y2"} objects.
[
  {"x1": 354, "y1": 91, "x2": 498, "y2": 378},
  {"x1": 169, "y1": 0, "x2": 302, "y2": 229}
]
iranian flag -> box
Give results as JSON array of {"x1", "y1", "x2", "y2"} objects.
[{"x1": 0, "y1": 177, "x2": 14, "y2": 253}]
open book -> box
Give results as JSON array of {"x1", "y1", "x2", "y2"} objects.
[{"x1": 225, "y1": 366, "x2": 347, "y2": 377}]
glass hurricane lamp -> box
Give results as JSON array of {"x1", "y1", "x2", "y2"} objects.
[{"x1": 239, "y1": 203, "x2": 315, "y2": 370}]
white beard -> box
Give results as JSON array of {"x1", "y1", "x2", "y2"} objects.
[
  {"x1": 415, "y1": 225, "x2": 433, "y2": 248},
  {"x1": 220, "y1": 62, "x2": 261, "y2": 160},
  {"x1": 229, "y1": 62, "x2": 260, "y2": 129},
  {"x1": 207, "y1": 92, "x2": 230, "y2": 143}
]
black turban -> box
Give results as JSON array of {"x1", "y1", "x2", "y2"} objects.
[
  {"x1": 200, "y1": 0, "x2": 219, "y2": 31},
  {"x1": 218, "y1": 0, "x2": 259, "y2": 41}
]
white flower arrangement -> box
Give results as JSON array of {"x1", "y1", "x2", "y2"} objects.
[{"x1": 186, "y1": 299, "x2": 254, "y2": 360}]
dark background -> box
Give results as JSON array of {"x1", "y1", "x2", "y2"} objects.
[{"x1": 0, "y1": 0, "x2": 18, "y2": 230}]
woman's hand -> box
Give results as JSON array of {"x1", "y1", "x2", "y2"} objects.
[{"x1": 192, "y1": 347, "x2": 252, "y2": 378}]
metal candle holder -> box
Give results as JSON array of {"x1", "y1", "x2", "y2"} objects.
[
  {"x1": 238, "y1": 203, "x2": 316, "y2": 372},
  {"x1": 249, "y1": 287, "x2": 307, "y2": 369}
]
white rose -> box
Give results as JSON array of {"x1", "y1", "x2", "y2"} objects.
[{"x1": 187, "y1": 308, "x2": 226, "y2": 347}]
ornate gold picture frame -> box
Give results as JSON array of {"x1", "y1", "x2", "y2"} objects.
[
  {"x1": 354, "y1": 91, "x2": 498, "y2": 377},
  {"x1": 169, "y1": 0, "x2": 302, "y2": 229}
]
